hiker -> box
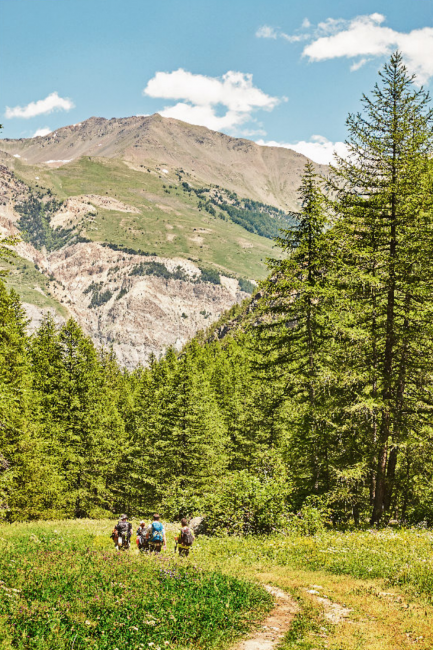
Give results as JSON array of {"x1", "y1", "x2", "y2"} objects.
[
  {"x1": 136, "y1": 520, "x2": 149, "y2": 552},
  {"x1": 111, "y1": 514, "x2": 132, "y2": 550},
  {"x1": 175, "y1": 518, "x2": 195, "y2": 557},
  {"x1": 145, "y1": 513, "x2": 167, "y2": 553}
]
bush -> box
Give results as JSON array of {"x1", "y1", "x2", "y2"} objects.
[
  {"x1": 130, "y1": 262, "x2": 188, "y2": 281},
  {"x1": 89, "y1": 289, "x2": 113, "y2": 308},
  {"x1": 203, "y1": 467, "x2": 291, "y2": 536},
  {"x1": 238, "y1": 278, "x2": 255, "y2": 294},
  {"x1": 198, "y1": 267, "x2": 221, "y2": 285},
  {"x1": 285, "y1": 496, "x2": 331, "y2": 536},
  {"x1": 116, "y1": 287, "x2": 129, "y2": 300}
]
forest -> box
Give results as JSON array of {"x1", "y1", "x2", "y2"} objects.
[{"x1": 1, "y1": 54, "x2": 433, "y2": 529}]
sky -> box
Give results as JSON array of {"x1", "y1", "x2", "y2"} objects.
[{"x1": 1, "y1": 0, "x2": 433, "y2": 163}]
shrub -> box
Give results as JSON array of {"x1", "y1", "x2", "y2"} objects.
[
  {"x1": 198, "y1": 267, "x2": 221, "y2": 285},
  {"x1": 130, "y1": 262, "x2": 188, "y2": 281},
  {"x1": 238, "y1": 278, "x2": 255, "y2": 294},
  {"x1": 285, "y1": 496, "x2": 332, "y2": 536},
  {"x1": 89, "y1": 289, "x2": 113, "y2": 308},
  {"x1": 116, "y1": 287, "x2": 129, "y2": 300},
  {"x1": 203, "y1": 467, "x2": 291, "y2": 536}
]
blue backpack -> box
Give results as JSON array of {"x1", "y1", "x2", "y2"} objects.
[{"x1": 150, "y1": 521, "x2": 163, "y2": 542}]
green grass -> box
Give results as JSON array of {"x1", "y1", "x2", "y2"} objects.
[
  {"x1": 195, "y1": 528, "x2": 433, "y2": 602},
  {"x1": 13, "y1": 157, "x2": 279, "y2": 280},
  {"x1": 2, "y1": 520, "x2": 433, "y2": 650},
  {"x1": 0, "y1": 520, "x2": 271, "y2": 650},
  {"x1": 1, "y1": 257, "x2": 68, "y2": 319}
]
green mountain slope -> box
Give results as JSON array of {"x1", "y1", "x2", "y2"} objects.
[{"x1": 13, "y1": 156, "x2": 283, "y2": 280}]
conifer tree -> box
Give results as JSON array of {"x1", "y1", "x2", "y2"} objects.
[
  {"x1": 138, "y1": 342, "x2": 228, "y2": 514},
  {"x1": 257, "y1": 162, "x2": 333, "y2": 500},
  {"x1": 0, "y1": 282, "x2": 63, "y2": 519},
  {"x1": 30, "y1": 318, "x2": 124, "y2": 517},
  {"x1": 211, "y1": 334, "x2": 287, "y2": 471},
  {"x1": 329, "y1": 52, "x2": 433, "y2": 523}
]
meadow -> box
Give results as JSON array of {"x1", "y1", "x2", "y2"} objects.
[
  {"x1": 0, "y1": 520, "x2": 271, "y2": 650},
  {"x1": 0, "y1": 257, "x2": 67, "y2": 319},
  {"x1": 13, "y1": 157, "x2": 277, "y2": 281},
  {"x1": 2, "y1": 520, "x2": 433, "y2": 650}
]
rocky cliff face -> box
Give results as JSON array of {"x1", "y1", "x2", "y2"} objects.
[
  {"x1": 47, "y1": 243, "x2": 246, "y2": 367},
  {"x1": 0, "y1": 164, "x2": 248, "y2": 367}
]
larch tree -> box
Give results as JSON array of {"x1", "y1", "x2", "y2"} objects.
[
  {"x1": 329, "y1": 52, "x2": 433, "y2": 523},
  {"x1": 257, "y1": 162, "x2": 334, "y2": 501}
]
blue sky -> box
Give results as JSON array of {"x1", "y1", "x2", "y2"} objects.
[{"x1": 1, "y1": 0, "x2": 433, "y2": 163}]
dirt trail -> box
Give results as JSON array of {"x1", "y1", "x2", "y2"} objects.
[
  {"x1": 232, "y1": 585, "x2": 299, "y2": 650},
  {"x1": 306, "y1": 586, "x2": 352, "y2": 623}
]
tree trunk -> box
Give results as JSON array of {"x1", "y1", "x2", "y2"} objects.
[{"x1": 384, "y1": 445, "x2": 398, "y2": 512}]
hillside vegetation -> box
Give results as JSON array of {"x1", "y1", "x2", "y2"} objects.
[{"x1": 12, "y1": 156, "x2": 283, "y2": 281}]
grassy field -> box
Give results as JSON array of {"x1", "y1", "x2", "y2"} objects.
[
  {"x1": 1, "y1": 520, "x2": 433, "y2": 650},
  {"x1": 197, "y1": 530, "x2": 433, "y2": 650},
  {"x1": 13, "y1": 157, "x2": 278, "y2": 280},
  {"x1": 0, "y1": 520, "x2": 271, "y2": 650},
  {"x1": 1, "y1": 256, "x2": 68, "y2": 319}
]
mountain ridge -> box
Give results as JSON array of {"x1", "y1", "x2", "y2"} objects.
[{"x1": 0, "y1": 114, "x2": 327, "y2": 212}]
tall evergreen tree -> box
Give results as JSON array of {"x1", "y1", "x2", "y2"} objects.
[
  {"x1": 135, "y1": 342, "x2": 228, "y2": 514},
  {"x1": 257, "y1": 162, "x2": 333, "y2": 501},
  {"x1": 329, "y1": 52, "x2": 433, "y2": 523},
  {"x1": 30, "y1": 318, "x2": 124, "y2": 517}
]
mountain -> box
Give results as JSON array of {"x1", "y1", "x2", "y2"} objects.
[
  {"x1": 0, "y1": 115, "x2": 325, "y2": 366},
  {"x1": 0, "y1": 114, "x2": 327, "y2": 210}
]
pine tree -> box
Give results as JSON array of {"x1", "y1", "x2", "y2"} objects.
[
  {"x1": 329, "y1": 52, "x2": 433, "y2": 523},
  {"x1": 0, "y1": 282, "x2": 64, "y2": 520},
  {"x1": 257, "y1": 162, "x2": 333, "y2": 501},
  {"x1": 211, "y1": 334, "x2": 287, "y2": 471},
  {"x1": 30, "y1": 318, "x2": 124, "y2": 517},
  {"x1": 137, "y1": 342, "x2": 228, "y2": 514}
]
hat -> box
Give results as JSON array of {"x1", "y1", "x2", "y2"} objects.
[
  {"x1": 140, "y1": 520, "x2": 146, "y2": 525},
  {"x1": 120, "y1": 514, "x2": 128, "y2": 520}
]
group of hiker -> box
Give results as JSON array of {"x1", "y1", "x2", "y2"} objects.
[{"x1": 111, "y1": 513, "x2": 195, "y2": 556}]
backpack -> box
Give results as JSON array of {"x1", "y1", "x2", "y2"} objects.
[
  {"x1": 150, "y1": 521, "x2": 164, "y2": 542},
  {"x1": 117, "y1": 521, "x2": 131, "y2": 535},
  {"x1": 180, "y1": 527, "x2": 194, "y2": 547}
]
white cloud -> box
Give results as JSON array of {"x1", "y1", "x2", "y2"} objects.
[
  {"x1": 256, "y1": 25, "x2": 278, "y2": 39},
  {"x1": 5, "y1": 92, "x2": 75, "y2": 119},
  {"x1": 350, "y1": 58, "x2": 369, "y2": 72},
  {"x1": 238, "y1": 127, "x2": 267, "y2": 137},
  {"x1": 302, "y1": 14, "x2": 433, "y2": 84},
  {"x1": 33, "y1": 127, "x2": 51, "y2": 137},
  {"x1": 257, "y1": 21, "x2": 311, "y2": 43},
  {"x1": 143, "y1": 69, "x2": 280, "y2": 131},
  {"x1": 281, "y1": 32, "x2": 310, "y2": 43},
  {"x1": 256, "y1": 135, "x2": 349, "y2": 165}
]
